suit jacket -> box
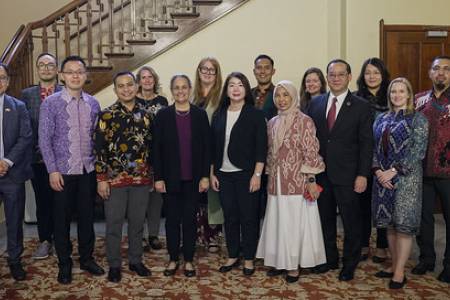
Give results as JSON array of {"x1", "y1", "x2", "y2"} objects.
[
  {"x1": 21, "y1": 84, "x2": 63, "y2": 163},
  {"x1": 1, "y1": 94, "x2": 33, "y2": 183},
  {"x1": 308, "y1": 91, "x2": 373, "y2": 185},
  {"x1": 152, "y1": 104, "x2": 211, "y2": 193},
  {"x1": 211, "y1": 103, "x2": 267, "y2": 174}
]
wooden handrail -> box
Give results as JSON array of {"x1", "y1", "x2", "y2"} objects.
[
  {"x1": 1, "y1": 25, "x2": 25, "y2": 62},
  {"x1": 29, "y1": 0, "x2": 88, "y2": 29},
  {"x1": 2, "y1": 24, "x2": 33, "y2": 66}
]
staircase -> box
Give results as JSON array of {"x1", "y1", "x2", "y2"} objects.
[{"x1": 0, "y1": 0, "x2": 248, "y2": 97}]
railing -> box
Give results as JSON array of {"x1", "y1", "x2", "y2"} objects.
[{"x1": 2, "y1": 0, "x2": 248, "y2": 96}]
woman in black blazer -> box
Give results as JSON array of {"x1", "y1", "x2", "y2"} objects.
[
  {"x1": 152, "y1": 74, "x2": 210, "y2": 277},
  {"x1": 211, "y1": 72, "x2": 267, "y2": 276}
]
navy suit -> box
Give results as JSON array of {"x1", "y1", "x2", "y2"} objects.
[
  {"x1": 0, "y1": 94, "x2": 32, "y2": 265},
  {"x1": 308, "y1": 91, "x2": 373, "y2": 270},
  {"x1": 21, "y1": 84, "x2": 62, "y2": 244}
]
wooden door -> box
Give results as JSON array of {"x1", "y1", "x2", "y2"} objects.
[{"x1": 380, "y1": 20, "x2": 450, "y2": 94}]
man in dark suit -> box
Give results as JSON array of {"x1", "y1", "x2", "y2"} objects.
[
  {"x1": 308, "y1": 59, "x2": 373, "y2": 281},
  {"x1": 0, "y1": 63, "x2": 33, "y2": 281},
  {"x1": 21, "y1": 53, "x2": 62, "y2": 260}
]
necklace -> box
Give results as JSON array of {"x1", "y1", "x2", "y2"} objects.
[{"x1": 176, "y1": 109, "x2": 190, "y2": 116}]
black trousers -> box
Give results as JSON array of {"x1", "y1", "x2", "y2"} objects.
[
  {"x1": 218, "y1": 170, "x2": 259, "y2": 260},
  {"x1": 31, "y1": 163, "x2": 54, "y2": 243},
  {"x1": 53, "y1": 171, "x2": 96, "y2": 267},
  {"x1": 417, "y1": 177, "x2": 450, "y2": 268},
  {"x1": 0, "y1": 177, "x2": 25, "y2": 265},
  {"x1": 317, "y1": 174, "x2": 361, "y2": 269},
  {"x1": 360, "y1": 176, "x2": 388, "y2": 249},
  {"x1": 164, "y1": 181, "x2": 198, "y2": 262}
]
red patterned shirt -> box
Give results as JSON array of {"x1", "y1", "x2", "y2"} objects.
[
  {"x1": 415, "y1": 87, "x2": 450, "y2": 178},
  {"x1": 40, "y1": 86, "x2": 55, "y2": 101}
]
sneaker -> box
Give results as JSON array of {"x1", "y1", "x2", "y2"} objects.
[{"x1": 32, "y1": 241, "x2": 52, "y2": 260}]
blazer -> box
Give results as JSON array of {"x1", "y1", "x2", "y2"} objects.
[
  {"x1": 152, "y1": 104, "x2": 211, "y2": 193},
  {"x1": 211, "y1": 103, "x2": 267, "y2": 174},
  {"x1": 308, "y1": 91, "x2": 373, "y2": 186},
  {"x1": 1, "y1": 94, "x2": 33, "y2": 183},
  {"x1": 21, "y1": 84, "x2": 63, "y2": 163}
]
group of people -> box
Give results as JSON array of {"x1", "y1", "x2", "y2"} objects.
[{"x1": 0, "y1": 52, "x2": 449, "y2": 291}]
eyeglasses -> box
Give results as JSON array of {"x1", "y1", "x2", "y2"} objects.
[
  {"x1": 364, "y1": 71, "x2": 381, "y2": 76},
  {"x1": 37, "y1": 63, "x2": 57, "y2": 70},
  {"x1": 0, "y1": 76, "x2": 8, "y2": 83},
  {"x1": 61, "y1": 70, "x2": 86, "y2": 77},
  {"x1": 431, "y1": 66, "x2": 450, "y2": 73},
  {"x1": 327, "y1": 72, "x2": 348, "y2": 79},
  {"x1": 199, "y1": 66, "x2": 217, "y2": 75}
]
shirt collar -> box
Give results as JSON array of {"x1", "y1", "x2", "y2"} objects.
[
  {"x1": 0, "y1": 93, "x2": 4, "y2": 104},
  {"x1": 62, "y1": 87, "x2": 86, "y2": 103},
  {"x1": 330, "y1": 90, "x2": 349, "y2": 104}
]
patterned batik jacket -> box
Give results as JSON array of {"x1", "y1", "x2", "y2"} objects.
[{"x1": 94, "y1": 101, "x2": 152, "y2": 188}]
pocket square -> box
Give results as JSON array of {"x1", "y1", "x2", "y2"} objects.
[{"x1": 5, "y1": 108, "x2": 11, "y2": 112}]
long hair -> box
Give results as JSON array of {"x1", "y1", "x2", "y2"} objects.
[
  {"x1": 217, "y1": 72, "x2": 254, "y2": 115},
  {"x1": 356, "y1": 58, "x2": 390, "y2": 98},
  {"x1": 299, "y1": 67, "x2": 326, "y2": 111},
  {"x1": 193, "y1": 57, "x2": 223, "y2": 110},
  {"x1": 387, "y1": 77, "x2": 415, "y2": 115},
  {"x1": 136, "y1": 66, "x2": 161, "y2": 94}
]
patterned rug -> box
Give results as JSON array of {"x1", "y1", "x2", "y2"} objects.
[{"x1": 1, "y1": 237, "x2": 449, "y2": 299}]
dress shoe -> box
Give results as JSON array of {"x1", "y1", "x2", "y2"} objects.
[
  {"x1": 9, "y1": 263, "x2": 26, "y2": 281},
  {"x1": 243, "y1": 267, "x2": 255, "y2": 276},
  {"x1": 311, "y1": 262, "x2": 338, "y2": 274},
  {"x1": 80, "y1": 260, "x2": 105, "y2": 276},
  {"x1": 148, "y1": 236, "x2": 163, "y2": 250},
  {"x1": 411, "y1": 261, "x2": 434, "y2": 275},
  {"x1": 437, "y1": 268, "x2": 450, "y2": 283},
  {"x1": 129, "y1": 263, "x2": 151, "y2": 277},
  {"x1": 107, "y1": 267, "x2": 121, "y2": 283},
  {"x1": 285, "y1": 273, "x2": 300, "y2": 283},
  {"x1": 372, "y1": 255, "x2": 387, "y2": 263},
  {"x1": 219, "y1": 259, "x2": 240, "y2": 273},
  {"x1": 57, "y1": 264, "x2": 72, "y2": 284},
  {"x1": 359, "y1": 253, "x2": 369, "y2": 262},
  {"x1": 163, "y1": 262, "x2": 179, "y2": 276},
  {"x1": 266, "y1": 268, "x2": 284, "y2": 277},
  {"x1": 375, "y1": 270, "x2": 394, "y2": 278},
  {"x1": 389, "y1": 276, "x2": 407, "y2": 289},
  {"x1": 338, "y1": 267, "x2": 355, "y2": 281}
]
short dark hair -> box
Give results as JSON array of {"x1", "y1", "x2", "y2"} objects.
[
  {"x1": 217, "y1": 72, "x2": 254, "y2": 114},
  {"x1": 431, "y1": 55, "x2": 450, "y2": 67},
  {"x1": 0, "y1": 62, "x2": 9, "y2": 76},
  {"x1": 36, "y1": 52, "x2": 57, "y2": 65},
  {"x1": 327, "y1": 59, "x2": 351, "y2": 74},
  {"x1": 113, "y1": 71, "x2": 136, "y2": 87},
  {"x1": 170, "y1": 74, "x2": 192, "y2": 90},
  {"x1": 254, "y1": 54, "x2": 274, "y2": 67},
  {"x1": 60, "y1": 55, "x2": 86, "y2": 71}
]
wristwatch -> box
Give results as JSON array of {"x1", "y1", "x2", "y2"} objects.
[
  {"x1": 307, "y1": 177, "x2": 316, "y2": 183},
  {"x1": 254, "y1": 172, "x2": 262, "y2": 177}
]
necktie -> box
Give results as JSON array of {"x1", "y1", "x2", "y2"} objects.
[{"x1": 327, "y1": 97, "x2": 337, "y2": 130}]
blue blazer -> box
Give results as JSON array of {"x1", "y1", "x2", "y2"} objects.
[{"x1": 2, "y1": 94, "x2": 33, "y2": 183}]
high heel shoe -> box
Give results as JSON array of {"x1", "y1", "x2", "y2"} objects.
[
  {"x1": 219, "y1": 259, "x2": 240, "y2": 273},
  {"x1": 163, "y1": 261, "x2": 179, "y2": 276}
]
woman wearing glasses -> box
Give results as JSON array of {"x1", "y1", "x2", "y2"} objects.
[{"x1": 193, "y1": 58, "x2": 224, "y2": 253}]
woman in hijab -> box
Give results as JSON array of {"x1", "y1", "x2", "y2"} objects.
[{"x1": 256, "y1": 80, "x2": 326, "y2": 283}]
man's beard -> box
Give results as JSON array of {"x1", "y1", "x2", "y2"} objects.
[{"x1": 435, "y1": 82, "x2": 446, "y2": 91}]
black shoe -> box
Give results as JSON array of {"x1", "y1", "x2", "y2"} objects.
[
  {"x1": 219, "y1": 259, "x2": 240, "y2": 273},
  {"x1": 338, "y1": 267, "x2": 355, "y2": 281},
  {"x1": 57, "y1": 264, "x2": 72, "y2": 284},
  {"x1": 285, "y1": 273, "x2": 300, "y2": 283},
  {"x1": 437, "y1": 268, "x2": 450, "y2": 283},
  {"x1": 9, "y1": 263, "x2": 26, "y2": 281},
  {"x1": 389, "y1": 276, "x2": 407, "y2": 289},
  {"x1": 411, "y1": 261, "x2": 434, "y2": 275},
  {"x1": 311, "y1": 262, "x2": 338, "y2": 274},
  {"x1": 360, "y1": 253, "x2": 369, "y2": 262},
  {"x1": 184, "y1": 264, "x2": 196, "y2": 277},
  {"x1": 243, "y1": 267, "x2": 255, "y2": 276},
  {"x1": 163, "y1": 261, "x2": 179, "y2": 276},
  {"x1": 375, "y1": 270, "x2": 394, "y2": 278},
  {"x1": 266, "y1": 268, "x2": 284, "y2": 277},
  {"x1": 148, "y1": 236, "x2": 163, "y2": 250},
  {"x1": 129, "y1": 263, "x2": 151, "y2": 277},
  {"x1": 107, "y1": 267, "x2": 121, "y2": 283},
  {"x1": 372, "y1": 255, "x2": 387, "y2": 263},
  {"x1": 80, "y1": 260, "x2": 105, "y2": 276}
]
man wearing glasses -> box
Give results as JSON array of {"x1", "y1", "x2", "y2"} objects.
[
  {"x1": 21, "y1": 53, "x2": 62, "y2": 260},
  {"x1": 39, "y1": 55, "x2": 104, "y2": 284},
  {"x1": 308, "y1": 59, "x2": 373, "y2": 281},
  {"x1": 0, "y1": 63, "x2": 33, "y2": 281}
]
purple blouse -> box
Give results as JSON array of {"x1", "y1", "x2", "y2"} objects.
[
  {"x1": 39, "y1": 88, "x2": 100, "y2": 175},
  {"x1": 175, "y1": 111, "x2": 192, "y2": 180}
]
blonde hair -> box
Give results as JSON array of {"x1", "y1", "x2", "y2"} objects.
[
  {"x1": 193, "y1": 57, "x2": 223, "y2": 110},
  {"x1": 387, "y1": 77, "x2": 415, "y2": 115}
]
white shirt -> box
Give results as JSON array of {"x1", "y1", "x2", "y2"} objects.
[
  {"x1": 326, "y1": 90, "x2": 349, "y2": 119},
  {"x1": 220, "y1": 109, "x2": 242, "y2": 172}
]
